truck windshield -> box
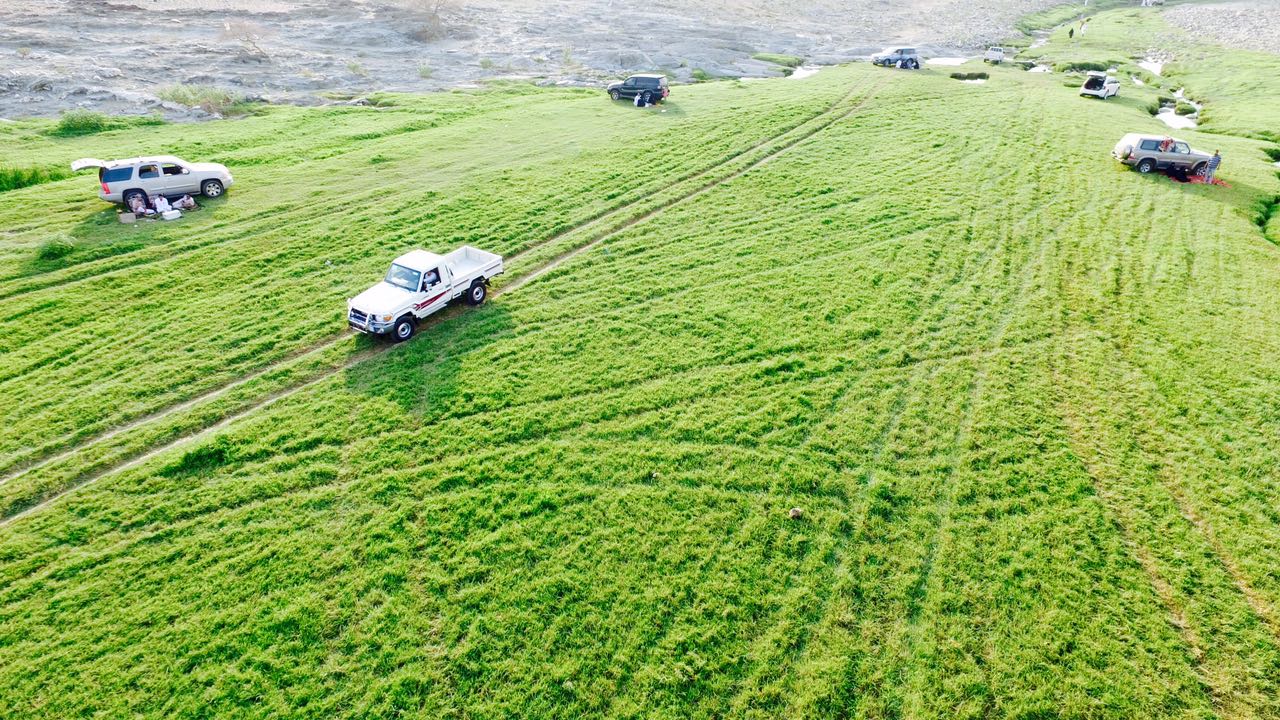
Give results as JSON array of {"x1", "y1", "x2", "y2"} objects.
[{"x1": 385, "y1": 263, "x2": 422, "y2": 292}]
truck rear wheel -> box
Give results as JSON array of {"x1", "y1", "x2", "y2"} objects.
[
  {"x1": 392, "y1": 316, "x2": 415, "y2": 342},
  {"x1": 1136, "y1": 158, "x2": 1156, "y2": 174},
  {"x1": 466, "y1": 281, "x2": 488, "y2": 306}
]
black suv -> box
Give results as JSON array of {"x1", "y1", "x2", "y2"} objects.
[{"x1": 607, "y1": 74, "x2": 670, "y2": 104}]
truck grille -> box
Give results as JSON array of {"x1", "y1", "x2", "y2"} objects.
[{"x1": 349, "y1": 308, "x2": 369, "y2": 326}]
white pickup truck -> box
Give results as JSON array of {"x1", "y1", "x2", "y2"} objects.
[
  {"x1": 347, "y1": 246, "x2": 504, "y2": 341},
  {"x1": 983, "y1": 47, "x2": 1005, "y2": 64}
]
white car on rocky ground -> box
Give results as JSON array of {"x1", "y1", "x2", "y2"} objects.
[
  {"x1": 983, "y1": 47, "x2": 1005, "y2": 64},
  {"x1": 71, "y1": 155, "x2": 233, "y2": 205},
  {"x1": 347, "y1": 246, "x2": 504, "y2": 341}
]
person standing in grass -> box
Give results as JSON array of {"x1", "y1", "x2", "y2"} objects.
[{"x1": 1204, "y1": 149, "x2": 1222, "y2": 183}]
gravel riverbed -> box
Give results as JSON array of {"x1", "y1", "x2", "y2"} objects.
[
  {"x1": 0, "y1": 0, "x2": 1106, "y2": 119},
  {"x1": 1164, "y1": 2, "x2": 1280, "y2": 56}
]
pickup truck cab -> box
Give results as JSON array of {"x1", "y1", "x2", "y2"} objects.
[
  {"x1": 347, "y1": 246, "x2": 504, "y2": 341},
  {"x1": 1112, "y1": 133, "x2": 1211, "y2": 175},
  {"x1": 983, "y1": 47, "x2": 1005, "y2": 64}
]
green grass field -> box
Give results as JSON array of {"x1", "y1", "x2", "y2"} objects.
[{"x1": 1, "y1": 4, "x2": 1279, "y2": 718}]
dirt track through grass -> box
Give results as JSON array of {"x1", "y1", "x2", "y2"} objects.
[
  {"x1": 0, "y1": 77, "x2": 885, "y2": 526},
  {"x1": 0, "y1": 78, "x2": 871, "y2": 481}
]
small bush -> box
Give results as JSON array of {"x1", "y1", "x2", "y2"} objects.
[
  {"x1": 951, "y1": 72, "x2": 990, "y2": 81},
  {"x1": 1263, "y1": 147, "x2": 1280, "y2": 163},
  {"x1": 219, "y1": 20, "x2": 271, "y2": 58},
  {"x1": 37, "y1": 237, "x2": 76, "y2": 262},
  {"x1": 17, "y1": 47, "x2": 31, "y2": 58},
  {"x1": 691, "y1": 68, "x2": 711, "y2": 82},
  {"x1": 479, "y1": 58, "x2": 494, "y2": 70},
  {"x1": 156, "y1": 84, "x2": 247, "y2": 115},
  {"x1": 417, "y1": 64, "x2": 433, "y2": 79},
  {"x1": 54, "y1": 110, "x2": 109, "y2": 136},
  {"x1": 1174, "y1": 101, "x2": 1197, "y2": 116},
  {"x1": 1054, "y1": 60, "x2": 1111, "y2": 73},
  {"x1": 1131, "y1": 70, "x2": 1158, "y2": 86},
  {"x1": 411, "y1": 20, "x2": 447, "y2": 42},
  {"x1": 752, "y1": 53, "x2": 804, "y2": 68},
  {"x1": 347, "y1": 60, "x2": 368, "y2": 77}
]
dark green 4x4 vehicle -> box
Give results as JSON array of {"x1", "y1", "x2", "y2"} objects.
[{"x1": 607, "y1": 74, "x2": 670, "y2": 104}]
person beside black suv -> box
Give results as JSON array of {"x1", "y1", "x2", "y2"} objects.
[{"x1": 607, "y1": 74, "x2": 670, "y2": 104}]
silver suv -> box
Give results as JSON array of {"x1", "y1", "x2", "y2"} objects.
[
  {"x1": 71, "y1": 155, "x2": 234, "y2": 205},
  {"x1": 872, "y1": 47, "x2": 920, "y2": 68},
  {"x1": 1112, "y1": 133, "x2": 1211, "y2": 175}
]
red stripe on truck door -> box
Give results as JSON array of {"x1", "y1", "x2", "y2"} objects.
[{"x1": 414, "y1": 291, "x2": 447, "y2": 310}]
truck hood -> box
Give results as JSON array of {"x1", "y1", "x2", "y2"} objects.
[{"x1": 349, "y1": 281, "x2": 413, "y2": 315}]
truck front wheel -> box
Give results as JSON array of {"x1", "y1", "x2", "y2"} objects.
[
  {"x1": 466, "y1": 281, "x2": 488, "y2": 306},
  {"x1": 392, "y1": 316, "x2": 415, "y2": 342}
]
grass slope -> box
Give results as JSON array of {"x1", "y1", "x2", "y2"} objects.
[
  {"x1": 1020, "y1": 4, "x2": 1280, "y2": 141},
  {"x1": 1, "y1": 10, "x2": 1280, "y2": 719}
]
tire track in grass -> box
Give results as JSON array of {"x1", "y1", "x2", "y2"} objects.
[
  {"x1": 1053, "y1": 343, "x2": 1280, "y2": 719},
  {"x1": 887, "y1": 157, "x2": 1066, "y2": 712},
  {"x1": 0, "y1": 148, "x2": 913, "y2": 429},
  {"x1": 5, "y1": 79, "x2": 885, "y2": 438},
  {"x1": 0, "y1": 85, "x2": 952, "y2": 466},
  {"x1": 724, "y1": 90, "x2": 1066, "y2": 713},
  {"x1": 1046, "y1": 196, "x2": 1280, "y2": 716},
  {"x1": 1054, "y1": 368, "x2": 1232, "y2": 717},
  {"x1": 0, "y1": 87, "x2": 857, "y2": 304},
  {"x1": 499, "y1": 81, "x2": 888, "y2": 295},
  {"x1": 0, "y1": 79, "x2": 882, "y2": 483},
  {"x1": 756, "y1": 363, "x2": 938, "y2": 717},
  {"x1": 1112, "y1": 345, "x2": 1280, "y2": 642},
  {"x1": 402, "y1": 334, "x2": 1065, "y2": 493},
  {"x1": 764, "y1": 221, "x2": 1021, "y2": 709},
  {"x1": 0, "y1": 208, "x2": 947, "y2": 502},
  {"x1": 0, "y1": 78, "x2": 887, "y2": 528},
  {"x1": 1079, "y1": 180, "x2": 1280, "y2": 648},
  {"x1": 0, "y1": 97, "x2": 848, "y2": 440}
]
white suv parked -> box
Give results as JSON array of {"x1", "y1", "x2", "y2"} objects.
[{"x1": 71, "y1": 155, "x2": 233, "y2": 205}]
